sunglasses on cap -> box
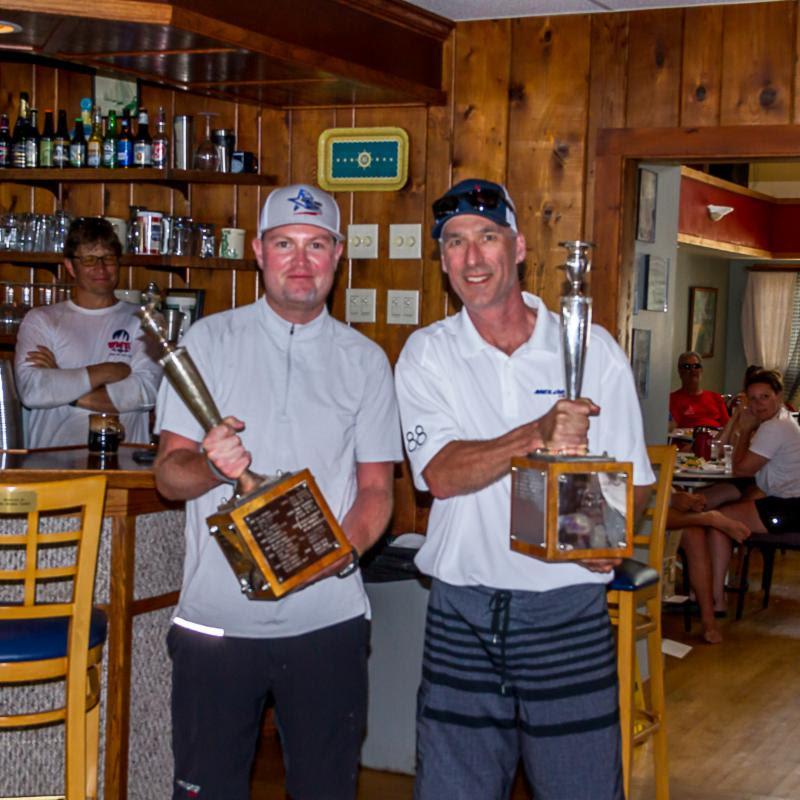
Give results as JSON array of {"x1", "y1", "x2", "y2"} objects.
[
  {"x1": 432, "y1": 186, "x2": 515, "y2": 223},
  {"x1": 679, "y1": 363, "x2": 703, "y2": 371}
]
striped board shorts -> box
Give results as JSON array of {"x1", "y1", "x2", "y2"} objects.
[{"x1": 414, "y1": 579, "x2": 623, "y2": 800}]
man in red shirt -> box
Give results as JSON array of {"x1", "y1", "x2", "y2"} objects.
[{"x1": 669, "y1": 351, "x2": 729, "y2": 429}]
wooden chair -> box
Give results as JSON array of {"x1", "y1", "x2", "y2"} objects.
[
  {"x1": 607, "y1": 444, "x2": 676, "y2": 800},
  {"x1": 0, "y1": 476, "x2": 108, "y2": 800}
]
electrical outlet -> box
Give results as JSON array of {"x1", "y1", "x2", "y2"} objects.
[
  {"x1": 346, "y1": 288, "x2": 376, "y2": 324},
  {"x1": 389, "y1": 224, "x2": 422, "y2": 259},
  {"x1": 347, "y1": 224, "x2": 379, "y2": 260},
  {"x1": 387, "y1": 289, "x2": 419, "y2": 325}
]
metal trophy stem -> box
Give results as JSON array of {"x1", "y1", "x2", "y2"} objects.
[
  {"x1": 559, "y1": 240, "x2": 593, "y2": 403},
  {"x1": 137, "y1": 304, "x2": 261, "y2": 494}
]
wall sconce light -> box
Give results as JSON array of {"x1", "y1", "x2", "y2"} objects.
[{"x1": 707, "y1": 204, "x2": 734, "y2": 222}]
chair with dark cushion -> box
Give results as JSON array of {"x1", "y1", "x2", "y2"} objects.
[
  {"x1": 607, "y1": 444, "x2": 676, "y2": 800},
  {"x1": 0, "y1": 476, "x2": 107, "y2": 800},
  {"x1": 734, "y1": 531, "x2": 800, "y2": 620}
]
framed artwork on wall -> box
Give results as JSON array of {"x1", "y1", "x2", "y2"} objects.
[
  {"x1": 93, "y1": 75, "x2": 139, "y2": 116},
  {"x1": 688, "y1": 286, "x2": 718, "y2": 358},
  {"x1": 636, "y1": 169, "x2": 657, "y2": 243},
  {"x1": 631, "y1": 328, "x2": 652, "y2": 400},
  {"x1": 645, "y1": 254, "x2": 669, "y2": 312}
]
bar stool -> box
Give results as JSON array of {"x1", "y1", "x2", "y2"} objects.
[
  {"x1": 0, "y1": 476, "x2": 108, "y2": 800},
  {"x1": 606, "y1": 445, "x2": 676, "y2": 800}
]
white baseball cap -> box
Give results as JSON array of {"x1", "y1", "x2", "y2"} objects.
[{"x1": 258, "y1": 184, "x2": 343, "y2": 241}]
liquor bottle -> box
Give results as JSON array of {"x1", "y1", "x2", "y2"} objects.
[
  {"x1": 24, "y1": 108, "x2": 40, "y2": 168},
  {"x1": 0, "y1": 114, "x2": 11, "y2": 167},
  {"x1": 152, "y1": 106, "x2": 169, "y2": 169},
  {"x1": 39, "y1": 110, "x2": 54, "y2": 167},
  {"x1": 11, "y1": 92, "x2": 30, "y2": 168},
  {"x1": 87, "y1": 106, "x2": 103, "y2": 167},
  {"x1": 69, "y1": 117, "x2": 86, "y2": 167},
  {"x1": 116, "y1": 110, "x2": 133, "y2": 168},
  {"x1": 52, "y1": 110, "x2": 70, "y2": 168},
  {"x1": 133, "y1": 108, "x2": 152, "y2": 167},
  {"x1": 103, "y1": 109, "x2": 118, "y2": 168}
]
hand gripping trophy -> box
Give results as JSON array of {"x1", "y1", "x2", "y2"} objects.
[
  {"x1": 509, "y1": 241, "x2": 634, "y2": 561},
  {"x1": 139, "y1": 304, "x2": 355, "y2": 599}
]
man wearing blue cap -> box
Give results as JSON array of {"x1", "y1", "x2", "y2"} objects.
[
  {"x1": 395, "y1": 179, "x2": 654, "y2": 799},
  {"x1": 154, "y1": 184, "x2": 402, "y2": 800}
]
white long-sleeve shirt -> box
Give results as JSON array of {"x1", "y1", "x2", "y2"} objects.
[{"x1": 14, "y1": 300, "x2": 162, "y2": 448}]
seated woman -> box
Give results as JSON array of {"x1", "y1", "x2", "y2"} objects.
[
  {"x1": 667, "y1": 491, "x2": 750, "y2": 644},
  {"x1": 710, "y1": 369, "x2": 800, "y2": 617}
]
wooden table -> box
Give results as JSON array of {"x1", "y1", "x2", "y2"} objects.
[{"x1": 0, "y1": 445, "x2": 181, "y2": 800}]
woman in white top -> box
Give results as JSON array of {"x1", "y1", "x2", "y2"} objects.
[{"x1": 704, "y1": 370, "x2": 800, "y2": 620}]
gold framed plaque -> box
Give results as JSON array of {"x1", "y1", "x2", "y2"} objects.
[{"x1": 207, "y1": 469, "x2": 352, "y2": 599}]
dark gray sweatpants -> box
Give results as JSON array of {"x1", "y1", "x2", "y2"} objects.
[{"x1": 414, "y1": 579, "x2": 624, "y2": 800}]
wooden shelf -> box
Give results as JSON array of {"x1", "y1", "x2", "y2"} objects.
[
  {"x1": 0, "y1": 252, "x2": 258, "y2": 271},
  {"x1": 0, "y1": 168, "x2": 276, "y2": 198}
]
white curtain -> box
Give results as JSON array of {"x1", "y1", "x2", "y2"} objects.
[{"x1": 741, "y1": 271, "x2": 795, "y2": 372}]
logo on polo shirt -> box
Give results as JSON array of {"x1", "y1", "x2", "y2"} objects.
[
  {"x1": 534, "y1": 388, "x2": 565, "y2": 396},
  {"x1": 108, "y1": 329, "x2": 131, "y2": 355},
  {"x1": 405, "y1": 425, "x2": 427, "y2": 452}
]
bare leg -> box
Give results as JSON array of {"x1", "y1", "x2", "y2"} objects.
[
  {"x1": 680, "y1": 526, "x2": 722, "y2": 643},
  {"x1": 703, "y1": 483, "x2": 742, "y2": 510},
  {"x1": 708, "y1": 527, "x2": 734, "y2": 615}
]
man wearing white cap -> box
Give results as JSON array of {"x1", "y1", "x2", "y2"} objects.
[
  {"x1": 154, "y1": 184, "x2": 402, "y2": 800},
  {"x1": 395, "y1": 178, "x2": 654, "y2": 799}
]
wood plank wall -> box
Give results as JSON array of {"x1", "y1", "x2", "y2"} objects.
[{"x1": 2, "y1": 0, "x2": 800, "y2": 534}]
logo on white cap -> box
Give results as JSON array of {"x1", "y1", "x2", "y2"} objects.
[{"x1": 287, "y1": 187, "x2": 323, "y2": 217}]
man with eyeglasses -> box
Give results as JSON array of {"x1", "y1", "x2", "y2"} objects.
[
  {"x1": 395, "y1": 178, "x2": 654, "y2": 800},
  {"x1": 15, "y1": 216, "x2": 161, "y2": 448},
  {"x1": 669, "y1": 350, "x2": 729, "y2": 430}
]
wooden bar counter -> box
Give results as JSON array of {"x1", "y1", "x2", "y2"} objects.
[{"x1": 0, "y1": 445, "x2": 184, "y2": 800}]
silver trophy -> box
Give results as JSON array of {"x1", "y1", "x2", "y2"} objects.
[
  {"x1": 138, "y1": 304, "x2": 355, "y2": 598},
  {"x1": 509, "y1": 241, "x2": 633, "y2": 561}
]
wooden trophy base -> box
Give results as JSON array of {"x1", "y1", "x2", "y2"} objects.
[
  {"x1": 207, "y1": 468, "x2": 354, "y2": 599},
  {"x1": 510, "y1": 454, "x2": 634, "y2": 561}
]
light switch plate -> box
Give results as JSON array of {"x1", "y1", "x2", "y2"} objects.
[
  {"x1": 347, "y1": 224, "x2": 379, "y2": 260},
  {"x1": 387, "y1": 289, "x2": 419, "y2": 325},
  {"x1": 389, "y1": 224, "x2": 422, "y2": 259},
  {"x1": 346, "y1": 288, "x2": 376, "y2": 323}
]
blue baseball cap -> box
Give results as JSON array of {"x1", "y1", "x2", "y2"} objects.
[{"x1": 431, "y1": 178, "x2": 518, "y2": 240}]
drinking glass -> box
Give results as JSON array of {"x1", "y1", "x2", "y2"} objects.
[{"x1": 194, "y1": 112, "x2": 219, "y2": 172}]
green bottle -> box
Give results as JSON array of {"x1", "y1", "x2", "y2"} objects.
[{"x1": 102, "y1": 109, "x2": 118, "y2": 168}]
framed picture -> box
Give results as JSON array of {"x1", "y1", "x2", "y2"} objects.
[
  {"x1": 636, "y1": 169, "x2": 657, "y2": 243},
  {"x1": 645, "y1": 254, "x2": 669, "y2": 312},
  {"x1": 633, "y1": 253, "x2": 648, "y2": 315},
  {"x1": 688, "y1": 286, "x2": 717, "y2": 358},
  {"x1": 93, "y1": 75, "x2": 139, "y2": 117},
  {"x1": 631, "y1": 328, "x2": 652, "y2": 400}
]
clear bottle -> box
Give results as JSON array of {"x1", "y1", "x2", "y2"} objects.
[
  {"x1": 87, "y1": 106, "x2": 103, "y2": 167},
  {"x1": 133, "y1": 108, "x2": 152, "y2": 167},
  {"x1": 39, "y1": 110, "x2": 54, "y2": 167},
  {"x1": 0, "y1": 114, "x2": 11, "y2": 167},
  {"x1": 116, "y1": 110, "x2": 133, "y2": 168},
  {"x1": 24, "y1": 108, "x2": 40, "y2": 168},
  {"x1": 69, "y1": 118, "x2": 86, "y2": 167},
  {"x1": 103, "y1": 109, "x2": 118, "y2": 168},
  {"x1": 52, "y1": 110, "x2": 70, "y2": 169},
  {"x1": 11, "y1": 92, "x2": 30, "y2": 169},
  {"x1": 152, "y1": 107, "x2": 169, "y2": 169}
]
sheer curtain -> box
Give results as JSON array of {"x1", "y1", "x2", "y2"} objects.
[{"x1": 740, "y1": 271, "x2": 795, "y2": 373}]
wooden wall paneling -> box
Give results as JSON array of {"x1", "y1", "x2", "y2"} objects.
[
  {"x1": 583, "y1": 13, "x2": 628, "y2": 239},
  {"x1": 507, "y1": 15, "x2": 591, "y2": 312},
  {"x1": 420, "y1": 32, "x2": 454, "y2": 329},
  {"x1": 451, "y1": 20, "x2": 511, "y2": 185},
  {"x1": 680, "y1": 6, "x2": 723, "y2": 127},
  {"x1": 624, "y1": 9, "x2": 683, "y2": 129},
  {"x1": 32, "y1": 64, "x2": 57, "y2": 216},
  {"x1": 0, "y1": 61, "x2": 34, "y2": 219},
  {"x1": 795, "y1": 7, "x2": 800, "y2": 124},
  {"x1": 720, "y1": 1, "x2": 795, "y2": 125}
]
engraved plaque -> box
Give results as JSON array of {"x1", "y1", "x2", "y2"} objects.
[{"x1": 0, "y1": 489, "x2": 37, "y2": 513}]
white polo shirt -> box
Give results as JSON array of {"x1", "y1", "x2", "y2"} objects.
[
  {"x1": 395, "y1": 292, "x2": 655, "y2": 592},
  {"x1": 156, "y1": 298, "x2": 402, "y2": 638}
]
